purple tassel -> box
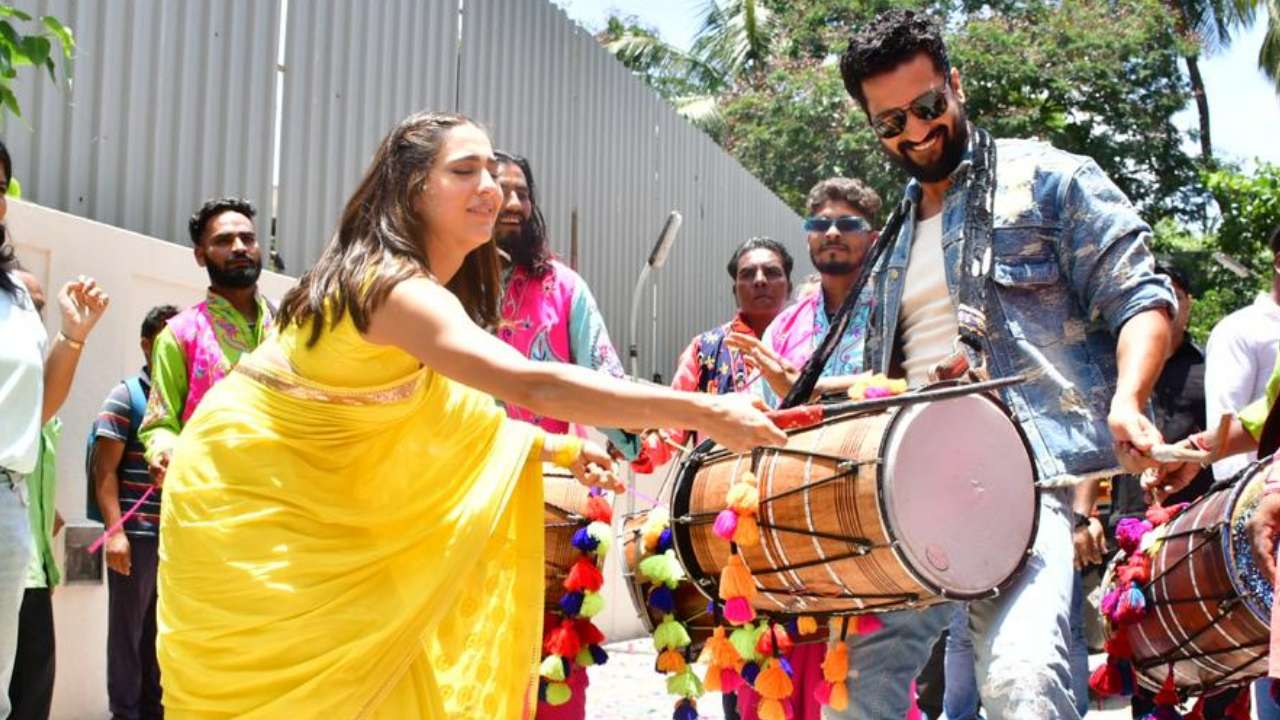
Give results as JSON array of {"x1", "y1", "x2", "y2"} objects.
[
  {"x1": 560, "y1": 591, "x2": 585, "y2": 617},
  {"x1": 649, "y1": 585, "x2": 676, "y2": 614},
  {"x1": 658, "y1": 527, "x2": 674, "y2": 553},
  {"x1": 590, "y1": 644, "x2": 608, "y2": 665},
  {"x1": 786, "y1": 618, "x2": 800, "y2": 638},
  {"x1": 713, "y1": 509, "x2": 739, "y2": 540},
  {"x1": 571, "y1": 526, "x2": 599, "y2": 553},
  {"x1": 537, "y1": 678, "x2": 548, "y2": 702},
  {"x1": 1100, "y1": 587, "x2": 1121, "y2": 620},
  {"x1": 741, "y1": 660, "x2": 761, "y2": 685},
  {"x1": 780, "y1": 656, "x2": 794, "y2": 676},
  {"x1": 1115, "y1": 517, "x2": 1153, "y2": 554},
  {"x1": 674, "y1": 698, "x2": 699, "y2": 720}
]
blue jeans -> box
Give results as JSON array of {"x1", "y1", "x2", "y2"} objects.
[
  {"x1": 0, "y1": 477, "x2": 34, "y2": 720},
  {"x1": 1067, "y1": 570, "x2": 1090, "y2": 717},
  {"x1": 1257, "y1": 679, "x2": 1280, "y2": 720},
  {"x1": 833, "y1": 489, "x2": 1081, "y2": 719},
  {"x1": 943, "y1": 604, "x2": 978, "y2": 719}
]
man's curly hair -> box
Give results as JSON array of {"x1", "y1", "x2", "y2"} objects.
[{"x1": 839, "y1": 10, "x2": 950, "y2": 109}]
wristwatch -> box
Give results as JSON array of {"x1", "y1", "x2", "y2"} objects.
[{"x1": 1073, "y1": 512, "x2": 1091, "y2": 531}]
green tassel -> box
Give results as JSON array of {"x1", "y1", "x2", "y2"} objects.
[
  {"x1": 666, "y1": 667, "x2": 705, "y2": 699},
  {"x1": 730, "y1": 624, "x2": 761, "y2": 662},
  {"x1": 653, "y1": 613, "x2": 693, "y2": 651},
  {"x1": 575, "y1": 646, "x2": 595, "y2": 667},
  {"x1": 638, "y1": 549, "x2": 686, "y2": 588},
  {"x1": 540, "y1": 654, "x2": 567, "y2": 682},
  {"x1": 580, "y1": 591, "x2": 605, "y2": 618},
  {"x1": 587, "y1": 521, "x2": 613, "y2": 559},
  {"x1": 545, "y1": 681, "x2": 572, "y2": 706}
]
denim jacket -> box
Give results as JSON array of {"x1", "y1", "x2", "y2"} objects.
[{"x1": 864, "y1": 137, "x2": 1175, "y2": 486}]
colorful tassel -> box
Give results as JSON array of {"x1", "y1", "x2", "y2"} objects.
[
  {"x1": 649, "y1": 585, "x2": 676, "y2": 614},
  {"x1": 797, "y1": 615, "x2": 818, "y2": 636},
  {"x1": 540, "y1": 654, "x2": 568, "y2": 682},
  {"x1": 586, "y1": 521, "x2": 612, "y2": 558},
  {"x1": 565, "y1": 556, "x2": 604, "y2": 593},
  {"x1": 571, "y1": 526, "x2": 599, "y2": 553},
  {"x1": 585, "y1": 493, "x2": 613, "y2": 524},
  {"x1": 544, "y1": 681, "x2": 571, "y2": 706},
  {"x1": 654, "y1": 614, "x2": 692, "y2": 651},
  {"x1": 730, "y1": 625, "x2": 760, "y2": 663},
  {"x1": 757, "y1": 699, "x2": 786, "y2": 720},
  {"x1": 725, "y1": 596, "x2": 756, "y2": 625},
  {"x1": 733, "y1": 513, "x2": 761, "y2": 547},
  {"x1": 544, "y1": 620, "x2": 581, "y2": 659},
  {"x1": 1224, "y1": 687, "x2": 1251, "y2": 720},
  {"x1": 673, "y1": 697, "x2": 699, "y2": 720},
  {"x1": 755, "y1": 623, "x2": 794, "y2": 657},
  {"x1": 720, "y1": 666, "x2": 745, "y2": 693},
  {"x1": 641, "y1": 508, "x2": 670, "y2": 553},
  {"x1": 666, "y1": 667, "x2": 704, "y2": 698},
  {"x1": 719, "y1": 553, "x2": 758, "y2": 625},
  {"x1": 848, "y1": 614, "x2": 883, "y2": 635},
  {"x1": 573, "y1": 618, "x2": 606, "y2": 646},
  {"x1": 657, "y1": 648, "x2": 687, "y2": 673},
  {"x1": 1114, "y1": 582, "x2": 1147, "y2": 625},
  {"x1": 714, "y1": 508, "x2": 739, "y2": 540},
  {"x1": 1145, "y1": 502, "x2": 1188, "y2": 527},
  {"x1": 559, "y1": 591, "x2": 584, "y2": 617},
  {"x1": 657, "y1": 527, "x2": 673, "y2": 553},
  {"x1": 579, "y1": 591, "x2": 605, "y2": 617},
  {"x1": 741, "y1": 660, "x2": 761, "y2": 685},
  {"x1": 755, "y1": 657, "x2": 795, "y2": 701},
  {"x1": 1115, "y1": 517, "x2": 1154, "y2": 554},
  {"x1": 639, "y1": 549, "x2": 685, "y2": 588}
]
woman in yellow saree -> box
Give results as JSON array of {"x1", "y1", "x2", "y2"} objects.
[{"x1": 156, "y1": 112, "x2": 785, "y2": 719}]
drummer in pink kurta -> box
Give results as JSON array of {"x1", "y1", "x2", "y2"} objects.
[{"x1": 491, "y1": 152, "x2": 639, "y2": 720}]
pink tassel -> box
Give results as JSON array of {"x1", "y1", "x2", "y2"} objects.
[
  {"x1": 714, "y1": 509, "x2": 739, "y2": 541},
  {"x1": 724, "y1": 596, "x2": 756, "y2": 625}
]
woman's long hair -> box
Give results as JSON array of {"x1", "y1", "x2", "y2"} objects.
[
  {"x1": 0, "y1": 138, "x2": 19, "y2": 301},
  {"x1": 276, "y1": 111, "x2": 502, "y2": 346}
]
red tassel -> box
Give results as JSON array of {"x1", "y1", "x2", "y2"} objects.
[
  {"x1": 1224, "y1": 686, "x2": 1252, "y2": 720},
  {"x1": 585, "y1": 494, "x2": 613, "y2": 524},
  {"x1": 544, "y1": 619, "x2": 582, "y2": 659},
  {"x1": 565, "y1": 556, "x2": 604, "y2": 592},
  {"x1": 755, "y1": 623, "x2": 794, "y2": 657},
  {"x1": 573, "y1": 618, "x2": 606, "y2": 646},
  {"x1": 1089, "y1": 661, "x2": 1124, "y2": 697},
  {"x1": 1153, "y1": 666, "x2": 1180, "y2": 705},
  {"x1": 1103, "y1": 630, "x2": 1133, "y2": 660},
  {"x1": 1184, "y1": 696, "x2": 1206, "y2": 720},
  {"x1": 1146, "y1": 502, "x2": 1188, "y2": 527}
]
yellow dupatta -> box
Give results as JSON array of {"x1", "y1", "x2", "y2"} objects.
[{"x1": 157, "y1": 315, "x2": 545, "y2": 718}]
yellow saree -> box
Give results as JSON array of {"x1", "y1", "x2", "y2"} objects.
[{"x1": 157, "y1": 314, "x2": 546, "y2": 718}]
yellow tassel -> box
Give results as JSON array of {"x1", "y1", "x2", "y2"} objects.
[
  {"x1": 821, "y1": 642, "x2": 849, "y2": 683},
  {"x1": 797, "y1": 615, "x2": 818, "y2": 636},
  {"x1": 755, "y1": 658, "x2": 794, "y2": 700},
  {"x1": 726, "y1": 479, "x2": 759, "y2": 515},
  {"x1": 758, "y1": 698, "x2": 787, "y2": 720},
  {"x1": 732, "y1": 513, "x2": 760, "y2": 547},
  {"x1": 719, "y1": 553, "x2": 757, "y2": 601},
  {"x1": 829, "y1": 682, "x2": 850, "y2": 711},
  {"x1": 657, "y1": 648, "x2": 687, "y2": 673}
]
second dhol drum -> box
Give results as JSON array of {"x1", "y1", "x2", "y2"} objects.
[{"x1": 670, "y1": 391, "x2": 1040, "y2": 615}]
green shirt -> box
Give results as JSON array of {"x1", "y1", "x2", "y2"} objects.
[
  {"x1": 1240, "y1": 352, "x2": 1280, "y2": 440},
  {"x1": 139, "y1": 291, "x2": 271, "y2": 462},
  {"x1": 25, "y1": 418, "x2": 62, "y2": 588}
]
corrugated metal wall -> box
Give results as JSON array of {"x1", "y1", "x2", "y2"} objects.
[
  {"x1": 456, "y1": 0, "x2": 804, "y2": 377},
  {"x1": 8, "y1": 0, "x2": 804, "y2": 378},
  {"x1": 275, "y1": 0, "x2": 460, "y2": 274},
  {"x1": 5, "y1": 0, "x2": 279, "y2": 246}
]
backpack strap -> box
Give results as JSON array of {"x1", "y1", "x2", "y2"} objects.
[{"x1": 85, "y1": 375, "x2": 148, "y2": 523}]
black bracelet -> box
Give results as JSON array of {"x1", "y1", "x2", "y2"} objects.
[{"x1": 1073, "y1": 512, "x2": 1091, "y2": 531}]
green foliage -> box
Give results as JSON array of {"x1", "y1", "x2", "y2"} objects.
[
  {"x1": 1148, "y1": 164, "x2": 1279, "y2": 343},
  {"x1": 0, "y1": 4, "x2": 74, "y2": 121}
]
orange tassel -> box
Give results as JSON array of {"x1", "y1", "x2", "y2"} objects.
[
  {"x1": 707, "y1": 626, "x2": 742, "y2": 667},
  {"x1": 797, "y1": 615, "x2": 818, "y2": 636},
  {"x1": 755, "y1": 658, "x2": 794, "y2": 700},
  {"x1": 829, "y1": 682, "x2": 850, "y2": 711},
  {"x1": 704, "y1": 664, "x2": 722, "y2": 692},
  {"x1": 719, "y1": 553, "x2": 758, "y2": 602},
  {"x1": 727, "y1": 476, "x2": 759, "y2": 515},
  {"x1": 732, "y1": 513, "x2": 761, "y2": 547},
  {"x1": 657, "y1": 648, "x2": 687, "y2": 673},
  {"x1": 822, "y1": 642, "x2": 849, "y2": 683},
  {"x1": 757, "y1": 698, "x2": 786, "y2": 720}
]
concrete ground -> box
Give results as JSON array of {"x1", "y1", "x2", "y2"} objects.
[{"x1": 584, "y1": 640, "x2": 1171, "y2": 719}]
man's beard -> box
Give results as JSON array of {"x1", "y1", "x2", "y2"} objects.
[
  {"x1": 890, "y1": 114, "x2": 970, "y2": 184},
  {"x1": 207, "y1": 258, "x2": 261, "y2": 288},
  {"x1": 810, "y1": 250, "x2": 858, "y2": 276},
  {"x1": 496, "y1": 224, "x2": 540, "y2": 270}
]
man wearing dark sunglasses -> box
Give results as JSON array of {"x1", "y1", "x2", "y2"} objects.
[
  {"x1": 727, "y1": 178, "x2": 882, "y2": 409},
  {"x1": 815, "y1": 9, "x2": 1177, "y2": 720}
]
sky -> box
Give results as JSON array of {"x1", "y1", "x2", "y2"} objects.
[{"x1": 553, "y1": 0, "x2": 1280, "y2": 169}]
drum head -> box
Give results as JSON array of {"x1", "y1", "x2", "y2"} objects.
[{"x1": 880, "y1": 394, "x2": 1037, "y2": 597}]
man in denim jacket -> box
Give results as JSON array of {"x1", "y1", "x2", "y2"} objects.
[{"x1": 825, "y1": 10, "x2": 1176, "y2": 719}]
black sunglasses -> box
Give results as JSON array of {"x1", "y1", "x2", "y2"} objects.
[
  {"x1": 803, "y1": 215, "x2": 871, "y2": 233},
  {"x1": 871, "y1": 85, "x2": 949, "y2": 139}
]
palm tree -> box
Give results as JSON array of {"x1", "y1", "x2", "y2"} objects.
[{"x1": 1261, "y1": 0, "x2": 1280, "y2": 93}]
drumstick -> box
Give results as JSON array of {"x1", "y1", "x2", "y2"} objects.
[
  {"x1": 1147, "y1": 443, "x2": 1210, "y2": 464},
  {"x1": 766, "y1": 375, "x2": 1026, "y2": 431}
]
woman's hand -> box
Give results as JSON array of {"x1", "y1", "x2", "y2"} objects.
[
  {"x1": 545, "y1": 436, "x2": 625, "y2": 494},
  {"x1": 58, "y1": 276, "x2": 110, "y2": 342},
  {"x1": 697, "y1": 393, "x2": 786, "y2": 454}
]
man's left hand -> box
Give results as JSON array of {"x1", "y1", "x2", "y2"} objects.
[
  {"x1": 1249, "y1": 492, "x2": 1280, "y2": 585},
  {"x1": 1109, "y1": 400, "x2": 1163, "y2": 475}
]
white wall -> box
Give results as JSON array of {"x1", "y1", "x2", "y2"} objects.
[{"x1": 9, "y1": 199, "x2": 293, "y2": 719}]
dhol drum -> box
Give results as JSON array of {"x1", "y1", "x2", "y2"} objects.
[
  {"x1": 1119, "y1": 462, "x2": 1274, "y2": 694},
  {"x1": 620, "y1": 511, "x2": 718, "y2": 653},
  {"x1": 545, "y1": 466, "x2": 591, "y2": 610},
  {"x1": 670, "y1": 390, "x2": 1040, "y2": 615}
]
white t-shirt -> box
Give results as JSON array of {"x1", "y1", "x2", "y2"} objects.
[
  {"x1": 899, "y1": 214, "x2": 959, "y2": 387},
  {"x1": 0, "y1": 272, "x2": 47, "y2": 475},
  {"x1": 1205, "y1": 292, "x2": 1280, "y2": 479}
]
